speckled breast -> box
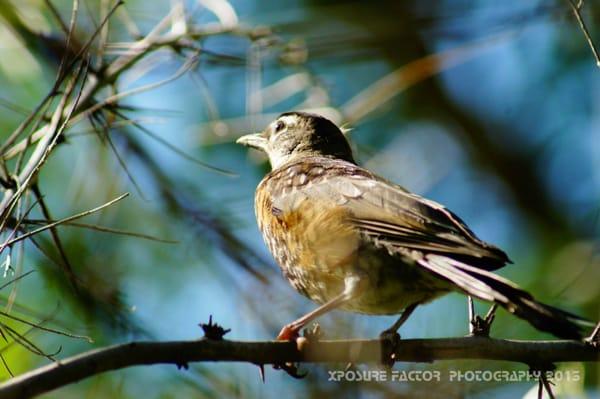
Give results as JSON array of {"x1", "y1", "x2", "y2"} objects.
[
  {"x1": 254, "y1": 160, "x2": 357, "y2": 303},
  {"x1": 253, "y1": 158, "x2": 451, "y2": 314}
]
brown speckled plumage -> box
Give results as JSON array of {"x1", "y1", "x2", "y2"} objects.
[
  {"x1": 238, "y1": 111, "x2": 584, "y2": 340},
  {"x1": 255, "y1": 157, "x2": 455, "y2": 314}
]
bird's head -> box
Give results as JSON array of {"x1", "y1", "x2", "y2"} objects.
[{"x1": 236, "y1": 112, "x2": 355, "y2": 169}]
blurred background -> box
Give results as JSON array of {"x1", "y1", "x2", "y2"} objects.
[{"x1": 0, "y1": 0, "x2": 598, "y2": 397}]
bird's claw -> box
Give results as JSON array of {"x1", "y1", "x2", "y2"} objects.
[
  {"x1": 276, "y1": 324, "x2": 300, "y2": 341},
  {"x1": 273, "y1": 362, "x2": 308, "y2": 379},
  {"x1": 273, "y1": 323, "x2": 308, "y2": 378},
  {"x1": 470, "y1": 315, "x2": 491, "y2": 336},
  {"x1": 585, "y1": 322, "x2": 600, "y2": 347},
  {"x1": 303, "y1": 323, "x2": 322, "y2": 340},
  {"x1": 379, "y1": 329, "x2": 401, "y2": 368},
  {"x1": 469, "y1": 304, "x2": 497, "y2": 337}
]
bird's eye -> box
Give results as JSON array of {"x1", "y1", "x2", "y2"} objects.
[{"x1": 274, "y1": 120, "x2": 285, "y2": 132}]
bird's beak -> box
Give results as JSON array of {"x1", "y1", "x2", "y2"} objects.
[{"x1": 236, "y1": 132, "x2": 267, "y2": 151}]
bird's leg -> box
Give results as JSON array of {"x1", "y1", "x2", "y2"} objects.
[
  {"x1": 586, "y1": 321, "x2": 600, "y2": 347},
  {"x1": 277, "y1": 274, "x2": 366, "y2": 341},
  {"x1": 276, "y1": 295, "x2": 346, "y2": 341},
  {"x1": 468, "y1": 296, "x2": 476, "y2": 335},
  {"x1": 468, "y1": 296, "x2": 497, "y2": 337},
  {"x1": 380, "y1": 303, "x2": 418, "y2": 338},
  {"x1": 274, "y1": 274, "x2": 366, "y2": 378},
  {"x1": 379, "y1": 303, "x2": 419, "y2": 367}
]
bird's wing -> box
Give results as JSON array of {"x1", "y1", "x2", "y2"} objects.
[
  {"x1": 265, "y1": 159, "x2": 584, "y2": 338},
  {"x1": 346, "y1": 173, "x2": 511, "y2": 270},
  {"x1": 268, "y1": 159, "x2": 510, "y2": 271}
]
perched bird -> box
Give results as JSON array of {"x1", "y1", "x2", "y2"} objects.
[{"x1": 237, "y1": 111, "x2": 584, "y2": 342}]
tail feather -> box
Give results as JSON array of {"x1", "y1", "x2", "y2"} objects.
[{"x1": 418, "y1": 254, "x2": 584, "y2": 340}]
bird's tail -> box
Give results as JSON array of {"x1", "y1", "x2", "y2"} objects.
[{"x1": 418, "y1": 254, "x2": 587, "y2": 340}]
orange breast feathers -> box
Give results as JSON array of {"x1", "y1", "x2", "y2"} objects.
[{"x1": 256, "y1": 191, "x2": 360, "y2": 273}]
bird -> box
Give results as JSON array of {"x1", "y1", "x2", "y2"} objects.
[{"x1": 237, "y1": 111, "x2": 584, "y2": 343}]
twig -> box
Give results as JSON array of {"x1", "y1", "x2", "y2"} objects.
[
  {"x1": 0, "y1": 322, "x2": 58, "y2": 361},
  {"x1": 43, "y1": 0, "x2": 71, "y2": 37},
  {"x1": 567, "y1": 0, "x2": 600, "y2": 68},
  {"x1": 21, "y1": 220, "x2": 177, "y2": 244},
  {"x1": 468, "y1": 296, "x2": 475, "y2": 335},
  {"x1": 1, "y1": 193, "x2": 129, "y2": 247},
  {"x1": 0, "y1": 270, "x2": 35, "y2": 291},
  {"x1": 0, "y1": 57, "x2": 89, "y2": 227},
  {"x1": 0, "y1": 354, "x2": 12, "y2": 378},
  {"x1": 107, "y1": 108, "x2": 236, "y2": 176},
  {"x1": 0, "y1": 11, "x2": 255, "y2": 164},
  {"x1": 0, "y1": 1, "x2": 123, "y2": 161},
  {"x1": 75, "y1": 53, "x2": 200, "y2": 122},
  {"x1": 0, "y1": 311, "x2": 91, "y2": 343},
  {"x1": 0, "y1": 336, "x2": 598, "y2": 399},
  {"x1": 88, "y1": 112, "x2": 146, "y2": 197},
  {"x1": 539, "y1": 372, "x2": 556, "y2": 399},
  {"x1": 30, "y1": 185, "x2": 76, "y2": 290},
  {"x1": 341, "y1": 30, "x2": 516, "y2": 124}
]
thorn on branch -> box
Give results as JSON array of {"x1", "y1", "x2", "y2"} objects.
[
  {"x1": 199, "y1": 315, "x2": 230, "y2": 340},
  {"x1": 254, "y1": 363, "x2": 265, "y2": 382},
  {"x1": 175, "y1": 361, "x2": 189, "y2": 370},
  {"x1": 566, "y1": 0, "x2": 600, "y2": 68}
]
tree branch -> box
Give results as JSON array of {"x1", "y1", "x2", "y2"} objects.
[
  {"x1": 0, "y1": 336, "x2": 598, "y2": 398},
  {"x1": 566, "y1": 0, "x2": 600, "y2": 68}
]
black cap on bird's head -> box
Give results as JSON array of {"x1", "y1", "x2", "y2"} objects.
[{"x1": 237, "y1": 111, "x2": 355, "y2": 169}]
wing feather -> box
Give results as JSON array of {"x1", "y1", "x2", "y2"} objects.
[
  {"x1": 262, "y1": 158, "x2": 583, "y2": 338},
  {"x1": 268, "y1": 160, "x2": 510, "y2": 270}
]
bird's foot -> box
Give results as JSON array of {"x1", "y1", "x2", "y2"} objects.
[
  {"x1": 273, "y1": 362, "x2": 307, "y2": 379},
  {"x1": 585, "y1": 322, "x2": 600, "y2": 347},
  {"x1": 303, "y1": 322, "x2": 322, "y2": 341},
  {"x1": 470, "y1": 315, "x2": 491, "y2": 337},
  {"x1": 273, "y1": 323, "x2": 308, "y2": 379},
  {"x1": 277, "y1": 323, "x2": 300, "y2": 341},
  {"x1": 379, "y1": 329, "x2": 401, "y2": 369},
  {"x1": 469, "y1": 304, "x2": 497, "y2": 337}
]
